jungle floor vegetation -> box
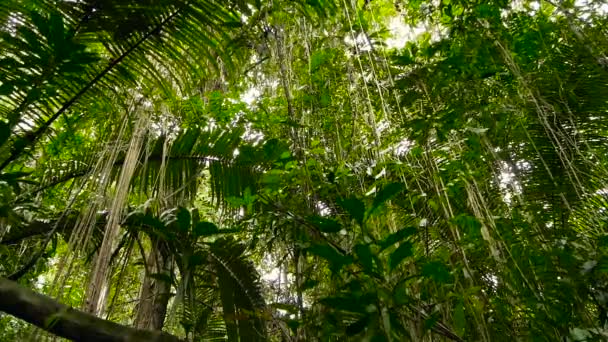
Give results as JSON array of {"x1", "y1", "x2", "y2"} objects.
[{"x1": 1, "y1": 0, "x2": 608, "y2": 341}]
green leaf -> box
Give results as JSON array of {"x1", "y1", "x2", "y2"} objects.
[
  {"x1": 346, "y1": 315, "x2": 370, "y2": 336},
  {"x1": 48, "y1": 12, "x2": 65, "y2": 51},
  {"x1": 191, "y1": 208, "x2": 200, "y2": 227},
  {"x1": 454, "y1": 300, "x2": 466, "y2": 337},
  {"x1": 423, "y1": 312, "x2": 440, "y2": 332},
  {"x1": 390, "y1": 242, "x2": 413, "y2": 270},
  {"x1": 308, "y1": 244, "x2": 343, "y2": 262},
  {"x1": 370, "y1": 182, "x2": 405, "y2": 214},
  {"x1": 452, "y1": 4, "x2": 464, "y2": 16},
  {"x1": 188, "y1": 252, "x2": 206, "y2": 266},
  {"x1": 339, "y1": 197, "x2": 365, "y2": 226},
  {"x1": 0, "y1": 171, "x2": 32, "y2": 181},
  {"x1": 310, "y1": 49, "x2": 330, "y2": 71},
  {"x1": 142, "y1": 215, "x2": 165, "y2": 231},
  {"x1": 308, "y1": 244, "x2": 352, "y2": 273},
  {"x1": 299, "y1": 279, "x2": 319, "y2": 291},
  {"x1": 421, "y1": 261, "x2": 451, "y2": 283},
  {"x1": 354, "y1": 243, "x2": 374, "y2": 274},
  {"x1": 194, "y1": 221, "x2": 219, "y2": 236},
  {"x1": 309, "y1": 215, "x2": 342, "y2": 233},
  {"x1": 393, "y1": 281, "x2": 411, "y2": 305},
  {"x1": 149, "y1": 273, "x2": 173, "y2": 285},
  {"x1": 176, "y1": 207, "x2": 191, "y2": 231},
  {"x1": 453, "y1": 214, "x2": 481, "y2": 238},
  {"x1": 0, "y1": 121, "x2": 9, "y2": 147},
  {"x1": 379, "y1": 227, "x2": 417, "y2": 251},
  {"x1": 320, "y1": 295, "x2": 370, "y2": 313}
]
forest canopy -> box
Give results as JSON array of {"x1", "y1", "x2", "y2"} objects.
[{"x1": 0, "y1": 0, "x2": 608, "y2": 341}]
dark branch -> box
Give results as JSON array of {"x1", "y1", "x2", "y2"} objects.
[
  {"x1": 0, "y1": 277, "x2": 181, "y2": 342},
  {"x1": 0, "y1": 218, "x2": 72, "y2": 245}
]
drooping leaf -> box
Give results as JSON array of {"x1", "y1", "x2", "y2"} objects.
[
  {"x1": 0, "y1": 121, "x2": 9, "y2": 147},
  {"x1": 308, "y1": 243, "x2": 353, "y2": 273},
  {"x1": 354, "y1": 243, "x2": 375, "y2": 275},
  {"x1": 379, "y1": 227, "x2": 417, "y2": 251},
  {"x1": 148, "y1": 273, "x2": 174, "y2": 285},
  {"x1": 308, "y1": 215, "x2": 342, "y2": 233},
  {"x1": 195, "y1": 222, "x2": 220, "y2": 237},
  {"x1": 176, "y1": 207, "x2": 191, "y2": 232},
  {"x1": 390, "y1": 242, "x2": 413, "y2": 271},
  {"x1": 454, "y1": 300, "x2": 466, "y2": 337},
  {"x1": 299, "y1": 279, "x2": 319, "y2": 291},
  {"x1": 339, "y1": 197, "x2": 365, "y2": 226},
  {"x1": 188, "y1": 251, "x2": 206, "y2": 266},
  {"x1": 421, "y1": 261, "x2": 452, "y2": 283},
  {"x1": 370, "y1": 182, "x2": 405, "y2": 214},
  {"x1": 320, "y1": 295, "x2": 368, "y2": 313}
]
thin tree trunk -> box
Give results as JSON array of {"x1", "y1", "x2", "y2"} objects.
[{"x1": 134, "y1": 240, "x2": 173, "y2": 331}]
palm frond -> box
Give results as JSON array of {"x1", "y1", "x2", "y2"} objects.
[
  {"x1": 0, "y1": 0, "x2": 244, "y2": 171},
  {"x1": 27, "y1": 126, "x2": 262, "y2": 205},
  {"x1": 210, "y1": 238, "x2": 267, "y2": 341}
]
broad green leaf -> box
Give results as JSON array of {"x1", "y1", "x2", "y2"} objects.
[
  {"x1": 370, "y1": 182, "x2": 405, "y2": 214},
  {"x1": 310, "y1": 49, "x2": 330, "y2": 71},
  {"x1": 320, "y1": 294, "x2": 373, "y2": 313},
  {"x1": 194, "y1": 222, "x2": 219, "y2": 237},
  {"x1": 309, "y1": 215, "x2": 342, "y2": 233},
  {"x1": 149, "y1": 273, "x2": 173, "y2": 285},
  {"x1": 0, "y1": 171, "x2": 32, "y2": 181},
  {"x1": 454, "y1": 300, "x2": 466, "y2": 337},
  {"x1": 452, "y1": 214, "x2": 481, "y2": 238},
  {"x1": 299, "y1": 279, "x2": 319, "y2": 291},
  {"x1": 48, "y1": 12, "x2": 65, "y2": 52},
  {"x1": 338, "y1": 197, "x2": 365, "y2": 226},
  {"x1": 191, "y1": 208, "x2": 200, "y2": 227},
  {"x1": 354, "y1": 243, "x2": 374, "y2": 274},
  {"x1": 423, "y1": 312, "x2": 440, "y2": 332},
  {"x1": 421, "y1": 261, "x2": 451, "y2": 283},
  {"x1": 393, "y1": 281, "x2": 411, "y2": 305},
  {"x1": 308, "y1": 244, "x2": 352, "y2": 273},
  {"x1": 188, "y1": 252, "x2": 206, "y2": 266},
  {"x1": 390, "y1": 242, "x2": 413, "y2": 270},
  {"x1": 308, "y1": 244, "x2": 343, "y2": 262},
  {"x1": 286, "y1": 319, "x2": 300, "y2": 332},
  {"x1": 379, "y1": 227, "x2": 417, "y2": 251},
  {"x1": 176, "y1": 207, "x2": 191, "y2": 232},
  {"x1": 0, "y1": 121, "x2": 9, "y2": 147}
]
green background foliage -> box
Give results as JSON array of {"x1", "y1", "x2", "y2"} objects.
[{"x1": 1, "y1": 0, "x2": 608, "y2": 341}]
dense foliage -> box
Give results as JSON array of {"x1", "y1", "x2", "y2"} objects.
[{"x1": 1, "y1": 0, "x2": 608, "y2": 341}]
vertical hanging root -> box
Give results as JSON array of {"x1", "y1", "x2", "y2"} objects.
[{"x1": 85, "y1": 114, "x2": 149, "y2": 315}]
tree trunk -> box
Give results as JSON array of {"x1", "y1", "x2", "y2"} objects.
[
  {"x1": 134, "y1": 240, "x2": 173, "y2": 331},
  {"x1": 0, "y1": 277, "x2": 181, "y2": 342}
]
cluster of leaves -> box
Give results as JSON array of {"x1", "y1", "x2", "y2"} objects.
[{"x1": 1, "y1": 0, "x2": 608, "y2": 341}]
